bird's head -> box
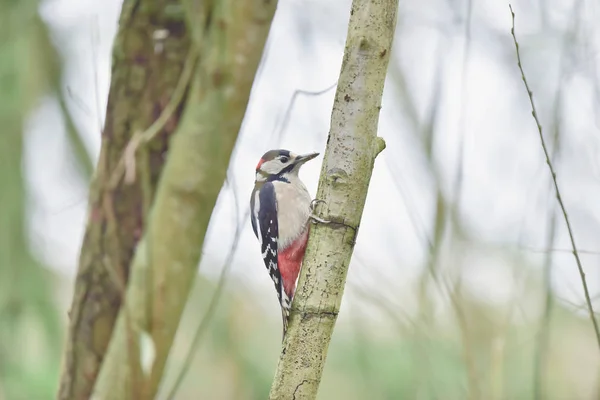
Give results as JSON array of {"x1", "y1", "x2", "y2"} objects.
[{"x1": 255, "y1": 149, "x2": 319, "y2": 183}]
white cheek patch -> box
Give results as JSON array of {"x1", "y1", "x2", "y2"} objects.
[{"x1": 260, "y1": 159, "x2": 290, "y2": 175}]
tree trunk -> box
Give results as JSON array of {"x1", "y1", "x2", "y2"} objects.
[
  {"x1": 58, "y1": 1, "x2": 192, "y2": 398},
  {"x1": 268, "y1": 0, "x2": 397, "y2": 398},
  {"x1": 90, "y1": 0, "x2": 278, "y2": 399}
]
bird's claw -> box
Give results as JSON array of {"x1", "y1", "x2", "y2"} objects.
[
  {"x1": 309, "y1": 198, "x2": 330, "y2": 224},
  {"x1": 310, "y1": 198, "x2": 326, "y2": 212},
  {"x1": 310, "y1": 214, "x2": 330, "y2": 224}
]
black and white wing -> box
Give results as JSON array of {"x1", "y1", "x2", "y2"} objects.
[{"x1": 251, "y1": 183, "x2": 291, "y2": 336}]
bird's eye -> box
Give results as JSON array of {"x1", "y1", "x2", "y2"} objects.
[{"x1": 280, "y1": 156, "x2": 289, "y2": 163}]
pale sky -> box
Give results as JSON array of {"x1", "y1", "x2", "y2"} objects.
[{"x1": 29, "y1": 0, "x2": 600, "y2": 325}]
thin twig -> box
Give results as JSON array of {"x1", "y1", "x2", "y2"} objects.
[
  {"x1": 520, "y1": 246, "x2": 600, "y2": 256},
  {"x1": 451, "y1": 0, "x2": 473, "y2": 212},
  {"x1": 384, "y1": 157, "x2": 433, "y2": 250},
  {"x1": 446, "y1": 275, "x2": 480, "y2": 400},
  {"x1": 166, "y1": 201, "x2": 251, "y2": 400},
  {"x1": 557, "y1": 292, "x2": 600, "y2": 315},
  {"x1": 269, "y1": 82, "x2": 338, "y2": 143},
  {"x1": 509, "y1": 4, "x2": 600, "y2": 349}
]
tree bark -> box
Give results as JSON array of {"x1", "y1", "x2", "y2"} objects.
[
  {"x1": 57, "y1": 1, "x2": 192, "y2": 398},
  {"x1": 91, "y1": 0, "x2": 278, "y2": 399},
  {"x1": 268, "y1": 0, "x2": 397, "y2": 398}
]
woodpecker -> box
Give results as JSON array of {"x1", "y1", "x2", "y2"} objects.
[{"x1": 250, "y1": 149, "x2": 321, "y2": 338}]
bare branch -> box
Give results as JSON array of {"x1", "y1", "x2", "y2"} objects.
[
  {"x1": 268, "y1": 0, "x2": 398, "y2": 397},
  {"x1": 509, "y1": 4, "x2": 600, "y2": 349}
]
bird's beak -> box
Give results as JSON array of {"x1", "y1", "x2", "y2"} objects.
[{"x1": 295, "y1": 152, "x2": 320, "y2": 165}]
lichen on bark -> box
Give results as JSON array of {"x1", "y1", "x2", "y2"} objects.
[
  {"x1": 90, "y1": 0, "x2": 278, "y2": 398},
  {"x1": 268, "y1": 0, "x2": 398, "y2": 398},
  {"x1": 57, "y1": 1, "x2": 192, "y2": 398}
]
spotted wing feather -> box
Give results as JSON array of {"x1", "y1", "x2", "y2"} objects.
[{"x1": 252, "y1": 182, "x2": 291, "y2": 336}]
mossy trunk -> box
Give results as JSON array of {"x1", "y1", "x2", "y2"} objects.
[
  {"x1": 268, "y1": 0, "x2": 398, "y2": 398},
  {"x1": 90, "y1": 0, "x2": 279, "y2": 399},
  {"x1": 58, "y1": 1, "x2": 191, "y2": 398}
]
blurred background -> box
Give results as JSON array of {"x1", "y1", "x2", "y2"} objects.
[{"x1": 2, "y1": 0, "x2": 600, "y2": 398}]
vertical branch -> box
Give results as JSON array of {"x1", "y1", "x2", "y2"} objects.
[
  {"x1": 268, "y1": 0, "x2": 398, "y2": 398},
  {"x1": 509, "y1": 5, "x2": 600, "y2": 348},
  {"x1": 92, "y1": 0, "x2": 278, "y2": 398},
  {"x1": 57, "y1": 1, "x2": 192, "y2": 398},
  {"x1": 452, "y1": 0, "x2": 473, "y2": 212},
  {"x1": 534, "y1": 206, "x2": 557, "y2": 399}
]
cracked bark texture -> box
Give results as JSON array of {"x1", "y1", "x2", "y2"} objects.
[
  {"x1": 91, "y1": 0, "x2": 278, "y2": 399},
  {"x1": 268, "y1": 0, "x2": 397, "y2": 398},
  {"x1": 58, "y1": 1, "x2": 191, "y2": 399}
]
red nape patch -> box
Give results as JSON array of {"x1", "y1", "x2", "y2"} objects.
[{"x1": 256, "y1": 158, "x2": 265, "y2": 171}]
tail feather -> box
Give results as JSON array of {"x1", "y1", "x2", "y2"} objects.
[
  {"x1": 279, "y1": 285, "x2": 292, "y2": 341},
  {"x1": 281, "y1": 306, "x2": 289, "y2": 341}
]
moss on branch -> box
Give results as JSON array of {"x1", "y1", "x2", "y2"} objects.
[
  {"x1": 269, "y1": 0, "x2": 398, "y2": 398},
  {"x1": 91, "y1": 0, "x2": 278, "y2": 398},
  {"x1": 57, "y1": 1, "x2": 191, "y2": 398}
]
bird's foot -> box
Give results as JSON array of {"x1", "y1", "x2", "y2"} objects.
[
  {"x1": 310, "y1": 215, "x2": 330, "y2": 224},
  {"x1": 310, "y1": 198, "x2": 325, "y2": 212},
  {"x1": 309, "y1": 199, "x2": 330, "y2": 224}
]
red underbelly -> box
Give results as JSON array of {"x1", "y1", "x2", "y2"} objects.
[{"x1": 278, "y1": 228, "x2": 309, "y2": 297}]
